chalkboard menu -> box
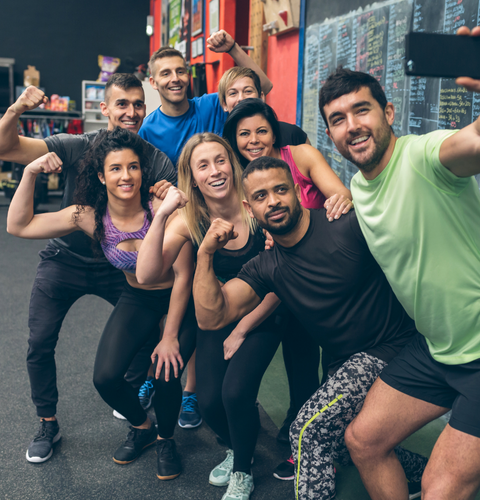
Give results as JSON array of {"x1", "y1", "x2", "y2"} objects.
[{"x1": 302, "y1": 0, "x2": 480, "y2": 188}]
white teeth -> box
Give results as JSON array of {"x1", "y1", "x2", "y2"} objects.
[
  {"x1": 123, "y1": 121, "x2": 136, "y2": 125},
  {"x1": 249, "y1": 149, "x2": 262, "y2": 153},
  {"x1": 211, "y1": 180, "x2": 225, "y2": 187},
  {"x1": 350, "y1": 136, "x2": 369, "y2": 145},
  {"x1": 170, "y1": 87, "x2": 181, "y2": 90}
]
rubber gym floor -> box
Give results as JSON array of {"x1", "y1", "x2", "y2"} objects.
[{"x1": 1, "y1": 194, "x2": 477, "y2": 500}]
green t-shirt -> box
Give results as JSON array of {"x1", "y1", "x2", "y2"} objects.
[{"x1": 351, "y1": 130, "x2": 480, "y2": 365}]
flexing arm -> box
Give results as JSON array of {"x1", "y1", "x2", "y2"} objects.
[
  {"x1": 207, "y1": 30, "x2": 273, "y2": 96},
  {"x1": 0, "y1": 86, "x2": 49, "y2": 164},
  {"x1": 291, "y1": 144, "x2": 353, "y2": 220},
  {"x1": 7, "y1": 153, "x2": 81, "y2": 239},
  {"x1": 136, "y1": 187, "x2": 190, "y2": 285},
  {"x1": 151, "y1": 241, "x2": 194, "y2": 381},
  {"x1": 194, "y1": 218, "x2": 262, "y2": 330},
  {"x1": 440, "y1": 26, "x2": 480, "y2": 177}
]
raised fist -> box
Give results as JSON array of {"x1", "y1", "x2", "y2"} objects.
[
  {"x1": 26, "y1": 152, "x2": 63, "y2": 176},
  {"x1": 207, "y1": 30, "x2": 236, "y2": 54},
  {"x1": 200, "y1": 218, "x2": 238, "y2": 255},
  {"x1": 157, "y1": 186, "x2": 188, "y2": 217},
  {"x1": 11, "y1": 86, "x2": 48, "y2": 115}
]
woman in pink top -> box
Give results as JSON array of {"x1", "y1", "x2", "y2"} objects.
[{"x1": 223, "y1": 98, "x2": 352, "y2": 219}]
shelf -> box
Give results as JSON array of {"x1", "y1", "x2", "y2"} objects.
[
  {"x1": 84, "y1": 98, "x2": 103, "y2": 102},
  {"x1": 22, "y1": 109, "x2": 82, "y2": 119},
  {"x1": 85, "y1": 119, "x2": 108, "y2": 124}
]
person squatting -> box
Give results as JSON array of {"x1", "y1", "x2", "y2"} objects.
[{"x1": 4, "y1": 24, "x2": 480, "y2": 500}]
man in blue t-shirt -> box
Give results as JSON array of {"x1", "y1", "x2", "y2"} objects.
[{"x1": 139, "y1": 30, "x2": 272, "y2": 167}]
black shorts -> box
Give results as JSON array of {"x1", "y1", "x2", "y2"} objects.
[{"x1": 380, "y1": 333, "x2": 480, "y2": 438}]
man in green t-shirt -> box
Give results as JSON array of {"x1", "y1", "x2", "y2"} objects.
[{"x1": 318, "y1": 26, "x2": 480, "y2": 500}]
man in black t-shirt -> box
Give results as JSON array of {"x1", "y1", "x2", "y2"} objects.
[
  {"x1": 192, "y1": 156, "x2": 426, "y2": 500},
  {"x1": 0, "y1": 74, "x2": 175, "y2": 464}
]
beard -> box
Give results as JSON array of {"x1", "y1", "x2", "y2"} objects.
[
  {"x1": 257, "y1": 199, "x2": 303, "y2": 236},
  {"x1": 339, "y1": 120, "x2": 392, "y2": 173}
]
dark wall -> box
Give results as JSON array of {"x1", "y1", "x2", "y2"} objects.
[{"x1": 0, "y1": 0, "x2": 150, "y2": 110}]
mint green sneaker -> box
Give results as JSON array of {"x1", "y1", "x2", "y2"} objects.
[
  {"x1": 221, "y1": 472, "x2": 254, "y2": 500},
  {"x1": 209, "y1": 449, "x2": 234, "y2": 486}
]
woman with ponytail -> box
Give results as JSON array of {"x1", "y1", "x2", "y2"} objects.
[{"x1": 7, "y1": 127, "x2": 195, "y2": 480}]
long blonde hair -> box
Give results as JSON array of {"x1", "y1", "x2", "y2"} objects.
[{"x1": 177, "y1": 133, "x2": 256, "y2": 247}]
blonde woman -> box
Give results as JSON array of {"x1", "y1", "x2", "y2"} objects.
[{"x1": 137, "y1": 133, "x2": 284, "y2": 500}]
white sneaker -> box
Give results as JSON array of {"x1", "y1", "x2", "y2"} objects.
[
  {"x1": 221, "y1": 472, "x2": 254, "y2": 500},
  {"x1": 113, "y1": 410, "x2": 126, "y2": 420},
  {"x1": 209, "y1": 449, "x2": 234, "y2": 486}
]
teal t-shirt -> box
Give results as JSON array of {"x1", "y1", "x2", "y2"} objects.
[{"x1": 351, "y1": 130, "x2": 480, "y2": 365}]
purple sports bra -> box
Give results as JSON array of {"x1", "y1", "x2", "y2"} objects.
[{"x1": 100, "y1": 202, "x2": 155, "y2": 272}]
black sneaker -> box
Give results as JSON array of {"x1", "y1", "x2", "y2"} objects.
[
  {"x1": 26, "y1": 419, "x2": 61, "y2": 463},
  {"x1": 157, "y1": 438, "x2": 181, "y2": 480},
  {"x1": 408, "y1": 481, "x2": 421, "y2": 499},
  {"x1": 113, "y1": 425, "x2": 157, "y2": 464},
  {"x1": 273, "y1": 455, "x2": 295, "y2": 481}
]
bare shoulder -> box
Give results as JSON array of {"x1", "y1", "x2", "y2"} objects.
[{"x1": 166, "y1": 210, "x2": 191, "y2": 241}]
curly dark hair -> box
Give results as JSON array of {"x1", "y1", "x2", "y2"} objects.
[{"x1": 73, "y1": 127, "x2": 153, "y2": 253}]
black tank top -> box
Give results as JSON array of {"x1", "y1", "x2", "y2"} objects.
[{"x1": 212, "y1": 228, "x2": 266, "y2": 283}]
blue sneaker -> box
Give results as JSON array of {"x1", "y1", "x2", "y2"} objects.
[
  {"x1": 178, "y1": 391, "x2": 202, "y2": 428},
  {"x1": 138, "y1": 377, "x2": 155, "y2": 411}
]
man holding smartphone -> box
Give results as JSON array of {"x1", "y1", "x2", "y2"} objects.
[{"x1": 319, "y1": 26, "x2": 480, "y2": 500}]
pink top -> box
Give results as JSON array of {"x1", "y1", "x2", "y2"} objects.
[{"x1": 280, "y1": 146, "x2": 326, "y2": 209}]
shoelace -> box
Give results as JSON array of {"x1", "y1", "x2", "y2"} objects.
[
  {"x1": 181, "y1": 393, "x2": 198, "y2": 413},
  {"x1": 158, "y1": 440, "x2": 174, "y2": 459},
  {"x1": 139, "y1": 380, "x2": 154, "y2": 397},
  {"x1": 34, "y1": 421, "x2": 56, "y2": 441},
  {"x1": 227, "y1": 472, "x2": 249, "y2": 495},
  {"x1": 287, "y1": 455, "x2": 294, "y2": 465},
  {"x1": 218, "y1": 449, "x2": 234, "y2": 470}
]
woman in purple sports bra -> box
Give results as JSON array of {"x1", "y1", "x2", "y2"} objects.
[
  {"x1": 223, "y1": 98, "x2": 353, "y2": 218},
  {"x1": 7, "y1": 128, "x2": 195, "y2": 481}
]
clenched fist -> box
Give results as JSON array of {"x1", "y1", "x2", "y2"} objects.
[
  {"x1": 157, "y1": 186, "x2": 188, "y2": 218},
  {"x1": 11, "y1": 86, "x2": 48, "y2": 115},
  {"x1": 199, "y1": 218, "x2": 238, "y2": 255},
  {"x1": 25, "y1": 152, "x2": 62, "y2": 176}
]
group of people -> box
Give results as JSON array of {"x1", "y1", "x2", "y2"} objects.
[{"x1": 3, "y1": 24, "x2": 480, "y2": 500}]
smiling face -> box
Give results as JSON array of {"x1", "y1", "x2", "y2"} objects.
[
  {"x1": 224, "y1": 76, "x2": 261, "y2": 113},
  {"x1": 149, "y1": 56, "x2": 190, "y2": 107},
  {"x1": 189, "y1": 141, "x2": 234, "y2": 202},
  {"x1": 243, "y1": 167, "x2": 302, "y2": 235},
  {"x1": 101, "y1": 86, "x2": 146, "y2": 133},
  {"x1": 324, "y1": 87, "x2": 395, "y2": 174},
  {"x1": 236, "y1": 114, "x2": 276, "y2": 162},
  {"x1": 98, "y1": 149, "x2": 142, "y2": 202}
]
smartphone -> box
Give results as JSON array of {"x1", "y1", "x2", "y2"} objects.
[{"x1": 405, "y1": 32, "x2": 480, "y2": 79}]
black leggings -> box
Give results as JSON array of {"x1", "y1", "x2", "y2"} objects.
[
  {"x1": 93, "y1": 283, "x2": 197, "y2": 437},
  {"x1": 196, "y1": 315, "x2": 281, "y2": 474}
]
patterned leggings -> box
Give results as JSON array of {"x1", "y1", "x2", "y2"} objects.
[{"x1": 290, "y1": 352, "x2": 427, "y2": 500}]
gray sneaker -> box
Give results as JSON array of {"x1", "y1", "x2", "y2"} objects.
[
  {"x1": 221, "y1": 472, "x2": 254, "y2": 500},
  {"x1": 209, "y1": 449, "x2": 234, "y2": 486},
  {"x1": 26, "y1": 419, "x2": 61, "y2": 463}
]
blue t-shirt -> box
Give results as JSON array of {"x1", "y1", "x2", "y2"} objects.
[{"x1": 139, "y1": 93, "x2": 227, "y2": 168}]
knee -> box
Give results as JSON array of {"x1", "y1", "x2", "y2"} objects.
[
  {"x1": 93, "y1": 369, "x2": 118, "y2": 395},
  {"x1": 344, "y1": 419, "x2": 381, "y2": 463}
]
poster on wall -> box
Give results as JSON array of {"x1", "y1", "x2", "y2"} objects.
[
  {"x1": 192, "y1": 0, "x2": 203, "y2": 36},
  {"x1": 168, "y1": 0, "x2": 182, "y2": 48},
  {"x1": 181, "y1": 0, "x2": 192, "y2": 61},
  {"x1": 209, "y1": 0, "x2": 219, "y2": 35}
]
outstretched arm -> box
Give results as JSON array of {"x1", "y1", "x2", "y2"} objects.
[
  {"x1": 440, "y1": 26, "x2": 480, "y2": 177},
  {"x1": 7, "y1": 152, "x2": 82, "y2": 239},
  {"x1": 151, "y1": 241, "x2": 194, "y2": 381},
  {"x1": 194, "y1": 218, "x2": 262, "y2": 330},
  {"x1": 207, "y1": 30, "x2": 273, "y2": 96},
  {"x1": 291, "y1": 144, "x2": 353, "y2": 221},
  {"x1": 136, "y1": 187, "x2": 190, "y2": 285},
  {"x1": 0, "y1": 86, "x2": 49, "y2": 164}
]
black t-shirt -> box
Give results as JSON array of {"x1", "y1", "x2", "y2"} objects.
[
  {"x1": 45, "y1": 130, "x2": 176, "y2": 260},
  {"x1": 237, "y1": 209, "x2": 416, "y2": 373},
  {"x1": 278, "y1": 121, "x2": 308, "y2": 146}
]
